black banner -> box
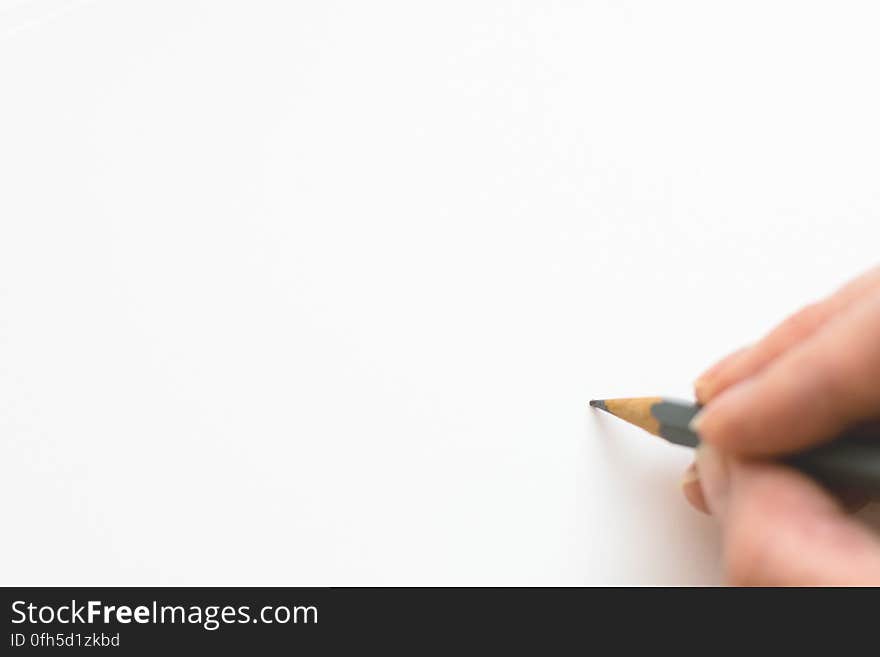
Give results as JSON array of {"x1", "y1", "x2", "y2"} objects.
[{"x1": 0, "y1": 586, "x2": 865, "y2": 653}]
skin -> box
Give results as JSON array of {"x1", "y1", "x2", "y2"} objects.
[{"x1": 682, "y1": 266, "x2": 880, "y2": 585}]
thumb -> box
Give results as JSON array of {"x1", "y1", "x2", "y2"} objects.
[{"x1": 696, "y1": 445, "x2": 880, "y2": 586}]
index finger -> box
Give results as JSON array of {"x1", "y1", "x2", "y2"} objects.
[{"x1": 695, "y1": 289, "x2": 880, "y2": 457}]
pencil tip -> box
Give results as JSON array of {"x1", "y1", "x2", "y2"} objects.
[{"x1": 589, "y1": 399, "x2": 607, "y2": 411}]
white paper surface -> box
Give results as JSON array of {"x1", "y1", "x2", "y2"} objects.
[{"x1": 2, "y1": 2, "x2": 879, "y2": 585}]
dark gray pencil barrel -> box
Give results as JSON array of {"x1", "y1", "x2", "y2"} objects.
[{"x1": 787, "y1": 441, "x2": 880, "y2": 493}]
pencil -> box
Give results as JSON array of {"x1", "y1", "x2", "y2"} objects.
[{"x1": 590, "y1": 397, "x2": 880, "y2": 493}]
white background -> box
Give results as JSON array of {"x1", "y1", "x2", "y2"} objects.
[{"x1": 1, "y1": 1, "x2": 879, "y2": 585}]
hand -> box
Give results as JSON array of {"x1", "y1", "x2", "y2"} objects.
[{"x1": 682, "y1": 266, "x2": 880, "y2": 585}]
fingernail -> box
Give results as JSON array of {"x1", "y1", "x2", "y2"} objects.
[
  {"x1": 680, "y1": 462, "x2": 710, "y2": 514},
  {"x1": 688, "y1": 409, "x2": 705, "y2": 434},
  {"x1": 680, "y1": 462, "x2": 699, "y2": 487},
  {"x1": 696, "y1": 444, "x2": 730, "y2": 516}
]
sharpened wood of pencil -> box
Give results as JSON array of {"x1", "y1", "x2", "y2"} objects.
[{"x1": 590, "y1": 397, "x2": 880, "y2": 493}]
